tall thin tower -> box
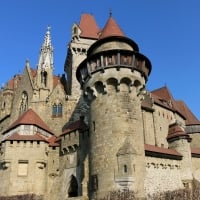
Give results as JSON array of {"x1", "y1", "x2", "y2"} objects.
[{"x1": 76, "y1": 15, "x2": 152, "y2": 199}]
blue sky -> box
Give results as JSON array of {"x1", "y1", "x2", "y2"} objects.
[{"x1": 1, "y1": 1, "x2": 200, "y2": 119}]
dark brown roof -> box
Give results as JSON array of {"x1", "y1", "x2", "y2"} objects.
[
  {"x1": 79, "y1": 13, "x2": 100, "y2": 39},
  {"x1": 145, "y1": 144, "x2": 182, "y2": 160},
  {"x1": 5, "y1": 109, "x2": 54, "y2": 135},
  {"x1": 99, "y1": 16, "x2": 125, "y2": 39},
  {"x1": 176, "y1": 100, "x2": 200, "y2": 125},
  {"x1": 61, "y1": 119, "x2": 88, "y2": 136}
]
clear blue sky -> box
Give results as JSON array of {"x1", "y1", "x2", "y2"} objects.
[{"x1": 1, "y1": 1, "x2": 200, "y2": 119}]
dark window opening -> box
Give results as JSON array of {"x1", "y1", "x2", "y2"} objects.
[
  {"x1": 41, "y1": 70, "x2": 47, "y2": 87},
  {"x1": 68, "y1": 175, "x2": 78, "y2": 197},
  {"x1": 124, "y1": 165, "x2": 128, "y2": 173}
]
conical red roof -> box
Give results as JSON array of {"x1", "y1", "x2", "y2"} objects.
[
  {"x1": 79, "y1": 13, "x2": 100, "y2": 39},
  {"x1": 99, "y1": 16, "x2": 125, "y2": 39}
]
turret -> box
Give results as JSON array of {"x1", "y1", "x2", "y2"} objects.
[
  {"x1": 167, "y1": 122, "x2": 193, "y2": 189},
  {"x1": 36, "y1": 27, "x2": 54, "y2": 98},
  {"x1": 76, "y1": 15, "x2": 151, "y2": 199},
  {"x1": 64, "y1": 14, "x2": 99, "y2": 99}
]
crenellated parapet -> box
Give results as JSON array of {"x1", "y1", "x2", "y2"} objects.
[{"x1": 77, "y1": 36, "x2": 151, "y2": 89}]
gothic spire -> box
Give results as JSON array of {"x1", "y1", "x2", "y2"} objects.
[{"x1": 37, "y1": 26, "x2": 54, "y2": 70}]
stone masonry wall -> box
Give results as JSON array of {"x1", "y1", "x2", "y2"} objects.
[{"x1": 145, "y1": 156, "x2": 183, "y2": 196}]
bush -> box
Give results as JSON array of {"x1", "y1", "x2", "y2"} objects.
[
  {"x1": 99, "y1": 180, "x2": 200, "y2": 200},
  {"x1": 0, "y1": 194, "x2": 43, "y2": 200}
]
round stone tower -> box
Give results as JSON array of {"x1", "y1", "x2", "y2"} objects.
[{"x1": 76, "y1": 15, "x2": 152, "y2": 199}]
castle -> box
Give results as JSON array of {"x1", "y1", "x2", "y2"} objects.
[{"x1": 1, "y1": 13, "x2": 200, "y2": 200}]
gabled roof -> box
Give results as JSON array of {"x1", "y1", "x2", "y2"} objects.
[
  {"x1": 79, "y1": 13, "x2": 100, "y2": 39},
  {"x1": 151, "y1": 86, "x2": 185, "y2": 118},
  {"x1": 176, "y1": 100, "x2": 200, "y2": 125},
  {"x1": 61, "y1": 119, "x2": 88, "y2": 136},
  {"x1": 99, "y1": 15, "x2": 125, "y2": 39},
  {"x1": 4, "y1": 109, "x2": 54, "y2": 135},
  {"x1": 151, "y1": 86, "x2": 200, "y2": 125}
]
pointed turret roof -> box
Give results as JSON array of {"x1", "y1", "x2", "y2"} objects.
[
  {"x1": 5, "y1": 109, "x2": 54, "y2": 134},
  {"x1": 99, "y1": 14, "x2": 125, "y2": 39},
  {"x1": 79, "y1": 13, "x2": 100, "y2": 39}
]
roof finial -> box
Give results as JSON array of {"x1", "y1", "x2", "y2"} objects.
[{"x1": 109, "y1": 9, "x2": 112, "y2": 18}]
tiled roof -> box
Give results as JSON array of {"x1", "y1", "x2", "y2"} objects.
[
  {"x1": 5, "y1": 75, "x2": 22, "y2": 91},
  {"x1": 48, "y1": 136, "x2": 59, "y2": 147},
  {"x1": 151, "y1": 86, "x2": 185, "y2": 118},
  {"x1": 145, "y1": 144, "x2": 182, "y2": 160},
  {"x1": 167, "y1": 123, "x2": 189, "y2": 141},
  {"x1": 151, "y1": 86, "x2": 200, "y2": 125},
  {"x1": 61, "y1": 119, "x2": 88, "y2": 136},
  {"x1": 3, "y1": 132, "x2": 47, "y2": 142},
  {"x1": 3, "y1": 132, "x2": 59, "y2": 147},
  {"x1": 5, "y1": 109, "x2": 54, "y2": 134},
  {"x1": 79, "y1": 13, "x2": 100, "y2": 39},
  {"x1": 176, "y1": 100, "x2": 200, "y2": 125},
  {"x1": 191, "y1": 147, "x2": 200, "y2": 157},
  {"x1": 99, "y1": 16, "x2": 125, "y2": 39}
]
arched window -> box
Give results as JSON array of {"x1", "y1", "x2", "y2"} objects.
[
  {"x1": 52, "y1": 102, "x2": 63, "y2": 117},
  {"x1": 41, "y1": 70, "x2": 47, "y2": 87},
  {"x1": 68, "y1": 175, "x2": 78, "y2": 197},
  {"x1": 20, "y1": 91, "x2": 28, "y2": 114}
]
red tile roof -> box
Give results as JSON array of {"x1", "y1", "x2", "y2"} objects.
[
  {"x1": 61, "y1": 119, "x2": 88, "y2": 136},
  {"x1": 48, "y1": 136, "x2": 59, "y2": 147},
  {"x1": 79, "y1": 13, "x2": 100, "y2": 39},
  {"x1": 191, "y1": 147, "x2": 200, "y2": 155},
  {"x1": 3, "y1": 132, "x2": 47, "y2": 142},
  {"x1": 99, "y1": 16, "x2": 125, "y2": 39},
  {"x1": 3, "y1": 132, "x2": 59, "y2": 147},
  {"x1": 167, "y1": 123, "x2": 189, "y2": 141},
  {"x1": 145, "y1": 144, "x2": 182, "y2": 156},
  {"x1": 5, "y1": 109, "x2": 54, "y2": 135}
]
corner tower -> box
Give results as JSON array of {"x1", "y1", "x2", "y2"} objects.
[{"x1": 76, "y1": 15, "x2": 152, "y2": 199}]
